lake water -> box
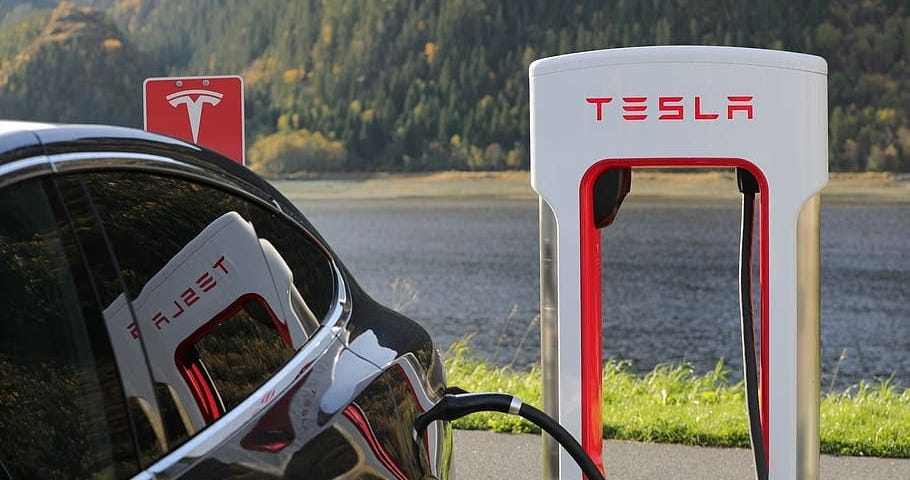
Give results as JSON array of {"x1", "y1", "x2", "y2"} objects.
[{"x1": 299, "y1": 197, "x2": 910, "y2": 389}]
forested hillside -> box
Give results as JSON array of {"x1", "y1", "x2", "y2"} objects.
[
  {"x1": 0, "y1": 4, "x2": 151, "y2": 127},
  {"x1": 1, "y1": 1, "x2": 909, "y2": 173}
]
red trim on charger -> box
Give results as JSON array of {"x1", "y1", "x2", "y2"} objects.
[
  {"x1": 579, "y1": 158, "x2": 770, "y2": 477},
  {"x1": 579, "y1": 168, "x2": 605, "y2": 477}
]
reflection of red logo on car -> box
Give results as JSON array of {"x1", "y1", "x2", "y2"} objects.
[{"x1": 585, "y1": 96, "x2": 754, "y2": 121}]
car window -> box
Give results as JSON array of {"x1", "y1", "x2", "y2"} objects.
[
  {"x1": 0, "y1": 178, "x2": 139, "y2": 479},
  {"x1": 77, "y1": 171, "x2": 336, "y2": 456}
]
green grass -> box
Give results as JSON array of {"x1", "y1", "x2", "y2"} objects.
[
  {"x1": 822, "y1": 379, "x2": 910, "y2": 457},
  {"x1": 443, "y1": 340, "x2": 910, "y2": 458}
]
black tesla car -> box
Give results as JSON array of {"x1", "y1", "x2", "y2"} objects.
[{"x1": 0, "y1": 122, "x2": 452, "y2": 479}]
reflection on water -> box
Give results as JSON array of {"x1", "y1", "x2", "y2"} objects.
[{"x1": 301, "y1": 198, "x2": 910, "y2": 388}]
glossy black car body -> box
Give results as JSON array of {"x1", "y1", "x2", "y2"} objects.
[{"x1": 0, "y1": 122, "x2": 451, "y2": 479}]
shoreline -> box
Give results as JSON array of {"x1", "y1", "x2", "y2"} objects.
[{"x1": 270, "y1": 170, "x2": 910, "y2": 204}]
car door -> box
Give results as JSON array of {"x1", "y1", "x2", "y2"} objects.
[
  {"x1": 0, "y1": 175, "x2": 142, "y2": 479},
  {"x1": 62, "y1": 168, "x2": 413, "y2": 479}
]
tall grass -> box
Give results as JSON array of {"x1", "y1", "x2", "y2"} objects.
[
  {"x1": 443, "y1": 340, "x2": 910, "y2": 458},
  {"x1": 822, "y1": 378, "x2": 910, "y2": 457}
]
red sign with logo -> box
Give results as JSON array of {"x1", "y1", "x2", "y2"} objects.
[{"x1": 144, "y1": 75, "x2": 245, "y2": 164}]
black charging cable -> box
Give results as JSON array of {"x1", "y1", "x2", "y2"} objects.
[
  {"x1": 413, "y1": 391, "x2": 605, "y2": 480},
  {"x1": 737, "y1": 168, "x2": 769, "y2": 480}
]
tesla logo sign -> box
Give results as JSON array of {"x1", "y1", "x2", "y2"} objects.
[
  {"x1": 585, "y1": 95, "x2": 754, "y2": 122},
  {"x1": 144, "y1": 76, "x2": 245, "y2": 164}
]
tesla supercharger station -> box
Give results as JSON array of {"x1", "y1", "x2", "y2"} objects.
[{"x1": 531, "y1": 46, "x2": 827, "y2": 479}]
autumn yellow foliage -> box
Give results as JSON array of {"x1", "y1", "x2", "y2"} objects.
[{"x1": 248, "y1": 129, "x2": 347, "y2": 175}]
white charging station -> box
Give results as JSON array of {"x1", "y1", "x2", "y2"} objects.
[{"x1": 531, "y1": 46, "x2": 827, "y2": 479}]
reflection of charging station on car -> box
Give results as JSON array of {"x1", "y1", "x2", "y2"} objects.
[
  {"x1": 104, "y1": 211, "x2": 319, "y2": 440},
  {"x1": 529, "y1": 46, "x2": 828, "y2": 479},
  {"x1": 1, "y1": 122, "x2": 455, "y2": 479}
]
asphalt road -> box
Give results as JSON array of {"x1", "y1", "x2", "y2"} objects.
[{"x1": 452, "y1": 430, "x2": 910, "y2": 479}]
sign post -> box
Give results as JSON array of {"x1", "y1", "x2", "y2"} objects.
[
  {"x1": 530, "y1": 46, "x2": 827, "y2": 479},
  {"x1": 144, "y1": 75, "x2": 245, "y2": 165}
]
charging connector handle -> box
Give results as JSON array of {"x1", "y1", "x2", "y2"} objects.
[{"x1": 414, "y1": 392, "x2": 605, "y2": 480}]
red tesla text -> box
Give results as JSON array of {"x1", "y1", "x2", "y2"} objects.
[{"x1": 585, "y1": 95, "x2": 754, "y2": 122}]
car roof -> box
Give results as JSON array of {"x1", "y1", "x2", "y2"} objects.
[
  {"x1": 0, "y1": 120, "x2": 56, "y2": 135},
  {"x1": 0, "y1": 120, "x2": 271, "y2": 211},
  {"x1": 0, "y1": 120, "x2": 198, "y2": 162}
]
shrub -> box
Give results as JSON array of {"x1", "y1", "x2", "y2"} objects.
[{"x1": 248, "y1": 129, "x2": 347, "y2": 175}]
